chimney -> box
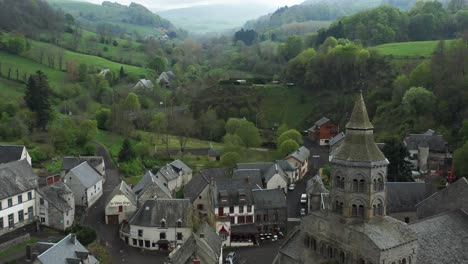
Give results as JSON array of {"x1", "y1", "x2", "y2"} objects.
[
  {"x1": 193, "y1": 259, "x2": 201, "y2": 264},
  {"x1": 70, "y1": 234, "x2": 77, "y2": 244},
  {"x1": 246, "y1": 176, "x2": 250, "y2": 183},
  {"x1": 275, "y1": 164, "x2": 278, "y2": 173}
]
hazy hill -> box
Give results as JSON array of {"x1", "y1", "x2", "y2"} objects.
[
  {"x1": 48, "y1": 0, "x2": 176, "y2": 37},
  {"x1": 159, "y1": 4, "x2": 276, "y2": 34}
]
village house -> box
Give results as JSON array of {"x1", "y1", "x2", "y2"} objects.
[
  {"x1": 207, "y1": 148, "x2": 221, "y2": 161},
  {"x1": 252, "y1": 189, "x2": 287, "y2": 237},
  {"x1": 404, "y1": 129, "x2": 451, "y2": 173},
  {"x1": 156, "y1": 71, "x2": 176, "y2": 88},
  {"x1": 133, "y1": 170, "x2": 172, "y2": 207},
  {"x1": 36, "y1": 182, "x2": 75, "y2": 231},
  {"x1": 183, "y1": 167, "x2": 230, "y2": 214},
  {"x1": 120, "y1": 199, "x2": 192, "y2": 252},
  {"x1": 166, "y1": 222, "x2": 223, "y2": 264},
  {"x1": 328, "y1": 132, "x2": 345, "y2": 161},
  {"x1": 285, "y1": 146, "x2": 310, "y2": 179},
  {"x1": 211, "y1": 178, "x2": 260, "y2": 247},
  {"x1": 27, "y1": 234, "x2": 99, "y2": 264},
  {"x1": 64, "y1": 161, "x2": 103, "y2": 208},
  {"x1": 276, "y1": 160, "x2": 299, "y2": 183},
  {"x1": 105, "y1": 181, "x2": 138, "y2": 225},
  {"x1": 0, "y1": 144, "x2": 32, "y2": 165},
  {"x1": 61, "y1": 156, "x2": 106, "y2": 178},
  {"x1": 235, "y1": 162, "x2": 289, "y2": 192},
  {"x1": 156, "y1": 160, "x2": 193, "y2": 194},
  {"x1": 0, "y1": 160, "x2": 38, "y2": 237},
  {"x1": 307, "y1": 117, "x2": 339, "y2": 146},
  {"x1": 133, "y1": 79, "x2": 154, "y2": 91}
]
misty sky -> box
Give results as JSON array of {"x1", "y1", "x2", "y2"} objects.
[{"x1": 81, "y1": 0, "x2": 305, "y2": 11}]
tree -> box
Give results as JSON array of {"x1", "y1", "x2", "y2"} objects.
[
  {"x1": 119, "y1": 66, "x2": 125, "y2": 78},
  {"x1": 277, "y1": 139, "x2": 300, "y2": 158},
  {"x1": 382, "y1": 137, "x2": 412, "y2": 182},
  {"x1": 170, "y1": 112, "x2": 197, "y2": 154},
  {"x1": 280, "y1": 35, "x2": 304, "y2": 60},
  {"x1": 409, "y1": 61, "x2": 432, "y2": 88},
  {"x1": 95, "y1": 108, "x2": 112, "y2": 130},
  {"x1": 149, "y1": 112, "x2": 167, "y2": 146},
  {"x1": 402, "y1": 87, "x2": 436, "y2": 116},
  {"x1": 118, "y1": 138, "x2": 136, "y2": 162},
  {"x1": 277, "y1": 129, "x2": 303, "y2": 146},
  {"x1": 276, "y1": 124, "x2": 289, "y2": 138},
  {"x1": 7, "y1": 35, "x2": 26, "y2": 55},
  {"x1": 453, "y1": 141, "x2": 468, "y2": 179},
  {"x1": 221, "y1": 152, "x2": 240, "y2": 170},
  {"x1": 225, "y1": 118, "x2": 245, "y2": 134},
  {"x1": 24, "y1": 71, "x2": 53, "y2": 129},
  {"x1": 148, "y1": 56, "x2": 167, "y2": 74},
  {"x1": 235, "y1": 121, "x2": 261, "y2": 148},
  {"x1": 125, "y1": 93, "x2": 141, "y2": 112},
  {"x1": 76, "y1": 119, "x2": 98, "y2": 146},
  {"x1": 78, "y1": 63, "x2": 88, "y2": 82}
]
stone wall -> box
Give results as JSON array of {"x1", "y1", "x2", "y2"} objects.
[{"x1": 0, "y1": 233, "x2": 30, "y2": 252}]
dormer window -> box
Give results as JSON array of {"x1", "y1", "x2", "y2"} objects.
[
  {"x1": 219, "y1": 190, "x2": 228, "y2": 202},
  {"x1": 177, "y1": 219, "x2": 182, "y2": 228},
  {"x1": 238, "y1": 189, "x2": 246, "y2": 201},
  {"x1": 160, "y1": 219, "x2": 166, "y2": 228}
]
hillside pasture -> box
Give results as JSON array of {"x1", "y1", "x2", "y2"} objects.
[{"x1": 373, "y1": 40, "x2": 456, "y2": 57}]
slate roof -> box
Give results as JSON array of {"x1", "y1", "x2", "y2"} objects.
[
  {"x1": 237, "y1": 162, "x2": 274, "y2": 174},
  {"x1": 307, "y1": 117, "x2": 331, "y2": 132},
  {"x1": 252, "y1": 189, "x2": 287, "y2": 210},
  {"x1": 232, "y1": 169, "x2": 263, "y2": 187},
  {"x1": 276, "y1": 160, "x2": 297, "y2": 171},
  {"x1": 231, "y1": 224, "x2": 258, "y2": 234},
  {"x1": 0, "y1": 159, "x2": 38, "y2": 200},
  {"x1": 329, "y1": 132, "x2": 345, "y2": 146},
  {"x1": 333, "y1": 93, "x2": 387, "y2": 163},
  {"x1": 62, "y1": 156, "x2": 104, "y2": 173},
  {"x1": 0, "y1": 145, "x2": 25, "y2": 164},
  {"x1": 37, "y1": 182, "x2": 73, "y2": 213},
  {"x1": 411, "y1": 209, "x2": 468, "y2": 264},
  {"x1": 207, "y1": 148, "x2": 221, "y2": 157},
  {"x1": 156, "y1": 71, "x2": 175, "y2": 84},
  {"x1": 36, "y1": 234, "x2": 99, "y2": 264},
  {"x1": 133, "y1": 170, "x2": 171, "y2": 198},
  {"x1": 67, "y1": 162, "x2": 102, "y2": 188},
  {"x1": 286, "y1": 146, "x2": 310, "y2": 163},
  {"x1": 105, "y1": 181, "x2": 137, "y2": 207},
  {"x1": 170, "y1": 159, "x2": 192, "y2": 174},
  {"x1": 183, "y1": 167, "x2": 230, "y2": 203},
  {"x1": 134, "y1": 79, "x2": 154, "y2": 89},
  {"x1": 263, "y1": 163, "x2": 288, "y2": 183},
  {"x1": 212, "y1": 178, "x2": 259, "y2": 207},
  {"x1": 386, "y1": 182, "x2": 430, "y2": 213},
  {"x1": 129, "y1": 199, "x2": 191, "y2": 227},
  {"x1": 404, "y1": 129, "x2": 448, "y2": 152}
]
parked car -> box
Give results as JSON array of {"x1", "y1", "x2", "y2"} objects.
[
  {"x1": 300, "y1": 193, "x2": 307, "y2": 204},
  {"x1": 300, "y1": 208, "x2": 306, "y2": 216},
  {"x1": 225, "y1": 252, "x2": 237, "y2": 264},
  {"x1": 288, "y1": 183, "x2": 296, "y2": 191}
]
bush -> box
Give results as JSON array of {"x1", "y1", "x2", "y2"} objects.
[
  {"x1": 83, "y1": 143, "x2": 97, "y2": 156},
  {"x1": 29, "y1": 145, "x2": 54, "y2": 164},
  {"x1": 120, "y1": 158, "x2": 145, "y2": 177},
  {"x1": 66, "y1": 224, "x2": 97, "y2": 246}
]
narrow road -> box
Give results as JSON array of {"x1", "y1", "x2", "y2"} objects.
[{"x1": 87, "y1": 143, "x2": 168, "y2": 263}]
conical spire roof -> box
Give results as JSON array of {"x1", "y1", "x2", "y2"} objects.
[
  {"x1": 333, "y1": 92, "x2": 387, "y2": 163},
  {"x1": 346, "y1": 92, "x2": 373, "y2": 130}
]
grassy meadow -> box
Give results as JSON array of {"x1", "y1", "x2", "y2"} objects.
[{"x1": 373, "y1": 39, "x2": 456, "y2": 57}]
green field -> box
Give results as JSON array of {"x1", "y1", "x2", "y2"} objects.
[
  {"x1": 373, "y1": 39, "x2": 456, "y2": 57},
  {"x1": 0, "y1": 78, "x2": 25, "y2": 101},
  {"x1": 0, "y1": 51, "x2": 66, "y2": 87}
]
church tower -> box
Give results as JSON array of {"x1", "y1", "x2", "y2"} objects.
[{"x1": 330, "y1": 92, "x2": 389, "y2": 220}]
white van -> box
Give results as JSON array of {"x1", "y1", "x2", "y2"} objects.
[{"x1": 300, "y1": 194, "x2": 307, "y2": 204}]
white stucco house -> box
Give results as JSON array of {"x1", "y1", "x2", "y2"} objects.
[
  {"x1": 64, "y1": 161, "x2": 103, "y2": 208},
  {"x1": 120, "y1": 199, "x2": 193, "y2": 252},
  {"x1": 0, "y1": 160, "x2": 38, "y2": 236},
  {"x1": 105, "y1": 181, "x2": 138, "y2": 224}
]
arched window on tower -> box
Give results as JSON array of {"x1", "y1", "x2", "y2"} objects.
[
  {"x1": 311, "y1": 237, "x2": 317, "y2": 251},
  {"x1": 377, "y1": 203, "x2": 383, "y2": 216},
  {"x1": 340, "y1": 251, "x2": 345, "y2": 264},
  {"x1": 336, "y1": 176, "x2": 341, "y2": 188},
  {"x1": 339, "y1": 202, "x2": 344, "y2": 215},
  {"x1": 373, "y1": 179, "x2": 377, "y2": 191},
  {"x1": 352, "y1": 205, "x2": 358, "y2": 216},
  {"x1": 358, "y1": 179, "x2": 365, "y2": 192},
  {"x1": 358, "y1": 205, "x2": 365, "y2": 218},
  {"x1": 378, "y1": 178, "x2": 384, "y2": 191},
  {"x1": 402, "y1": 258, "x2": 407, "y2": 264},
  {"x1": 373, "y1": 205, "x2": 377, "y2": 216},
  {"x1": 340, "y1": 177, "x2": 345, "y2": 189},
  {"x1": 335, "y1": 200, "x2": 340, "y2": 212},
  {"x1": 352, "y1": 179, "x2": 358, "y2": 192}
]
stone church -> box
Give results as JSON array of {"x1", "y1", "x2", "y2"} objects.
[{"x1": 274, "y1": 93, "x2": 418, "y2": 264}]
